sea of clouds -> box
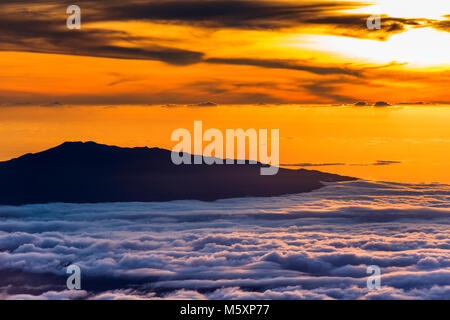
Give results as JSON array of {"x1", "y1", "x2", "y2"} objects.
[{"x1": 0, "y1": 180, "x2": 449, "y2": 300}]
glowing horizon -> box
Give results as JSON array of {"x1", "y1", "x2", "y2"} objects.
[{"x1": 1, "y1": 0, "x2": 449, "y2": 184}]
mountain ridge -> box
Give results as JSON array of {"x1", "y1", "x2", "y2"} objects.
[{"x1": 0, "y1": 141, "x2": 356, "y2": 205}]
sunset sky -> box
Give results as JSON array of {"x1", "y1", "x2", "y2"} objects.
[
  {"x1": 1, "y1": 0, "x2": 449, "y2": 105},
  {"x1": 1, "y1": 0, "x2": 450, "y2": 183},
  {"x1": 1, "y1": 1, "x2": 450, "y2": 302}
]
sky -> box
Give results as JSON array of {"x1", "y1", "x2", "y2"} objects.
[
  {"x1": 2, "y1": 104, "x2": 450, "y2": 183},
  {"x1": 0, "y1": 1, "x2": 450, "y2": 184},
  {"x1": 1, "y1": 1, "x2": 450, "y2": 301},
  {"x1": 0, "y1": 0, "x2": 450, "y2": 105}
]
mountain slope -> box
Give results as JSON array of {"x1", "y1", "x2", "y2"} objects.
[{"x1": 0, "y1": 142, "x2": 356, "y2": 205}]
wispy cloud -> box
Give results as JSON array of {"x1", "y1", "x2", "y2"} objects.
[
  {"x1": 282, "y1": 160, "x2": 402, "y2": 167},
  {"x1": 1, "y1": 1, "x2": 449, "y2": 105}
]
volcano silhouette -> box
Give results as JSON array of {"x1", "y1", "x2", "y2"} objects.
[{"x1": 0, "y1": 142, "x2": 356, "y2": 205}]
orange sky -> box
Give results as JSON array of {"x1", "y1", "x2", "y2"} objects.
[
  {"x1": 0, "y1": 0, "x2": 449, "y2": 105},
  {"x1": 1, "y1": 104, "x2": 450, "y2": 183},
  {"x1": 1, "y1": 1, "x2": 450, "y2": 183}
]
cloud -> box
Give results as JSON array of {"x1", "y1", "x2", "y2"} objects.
[
  {"x1": 3, "y1": 290, "x2": 88, "y2": 300},
  {"x1": 204, "y1": 58, "x2": 361, "y2": 76},
  {"x1": 0, "y1": 0, "x2": 441, "y2": 67},
  {"x1": 305, "y1": 15, "x2": 430, "y2": 41},
  {"x1": 282, "y1": 161, "x2": 402, "y2": 167},
  {"x1": 432, "y1": 16, "x2": 450, "y2": 32},
  {"x1": 281, "y1": 163, "x2": 346, "y2": 167},
  {"x1": 48, "y1": 0, "x2": 368, "y2": 30},
  {"x1": 298, "y1": 77, "x2": 375, "y2": 103},
  {"x1": 372, "y1": 160, "x2": 402, "y2": 166},
  {"x1": 2, "y1": 1, "x2": 448, "y2": 106},
  {"x1": 375, "y1": 101, "x2": 392, "y2": 107},
  {"x1": 192, "y1": 102, "x2": 218, "y2": 107},
  {"x1": 0, "y1": 3, "x2": 203, "y2": 66},
  {"x1": 66, "y1": 0, "x2": 437, "y2": 39},
  {"x1": 349, "y1": 160, "x2": 402, "y2": 166},
  {"x1": 0, "y1": 180, "x2": 449, "y2": 299}
]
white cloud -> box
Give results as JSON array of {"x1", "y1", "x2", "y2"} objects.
[{"x1": 0, "y1": 180, "x2": 449, "y2": 299}]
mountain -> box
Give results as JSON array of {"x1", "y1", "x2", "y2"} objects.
[{"x1": 0, "y1": 142, "x2": 356, "y2": 205}]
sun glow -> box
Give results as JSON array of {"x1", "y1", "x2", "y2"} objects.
[
  {"x1": 350, "y1": 0, "x2": 450, "y2": 19},
  {"x1": 306, "y1": 28, "x2": 450, "y2": 66}
]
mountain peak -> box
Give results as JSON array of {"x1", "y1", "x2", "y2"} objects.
[
  {"x1": 55, "y1": 141, "x2": 118, "y2": 150},
  {"x1": 0, "y1": 142, "x2": 355, "y2": 205},
  {"x1": 60, "y1": 141, "x2": 99, "y2": 147}
]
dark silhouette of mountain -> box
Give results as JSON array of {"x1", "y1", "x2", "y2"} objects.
[{"x1": 0, "y1": 142, "x2": 356, "y2": 205}]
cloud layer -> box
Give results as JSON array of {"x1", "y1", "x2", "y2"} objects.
[
  {"x1": 0, "y1": 180, "x2": 449, "y2": 300},
  {"x1": 1, "y1": 0, "x2": 449, "y2": 105},
  {"x1": 1, "y1": 1, "x2": 448, "y2": 65}
]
